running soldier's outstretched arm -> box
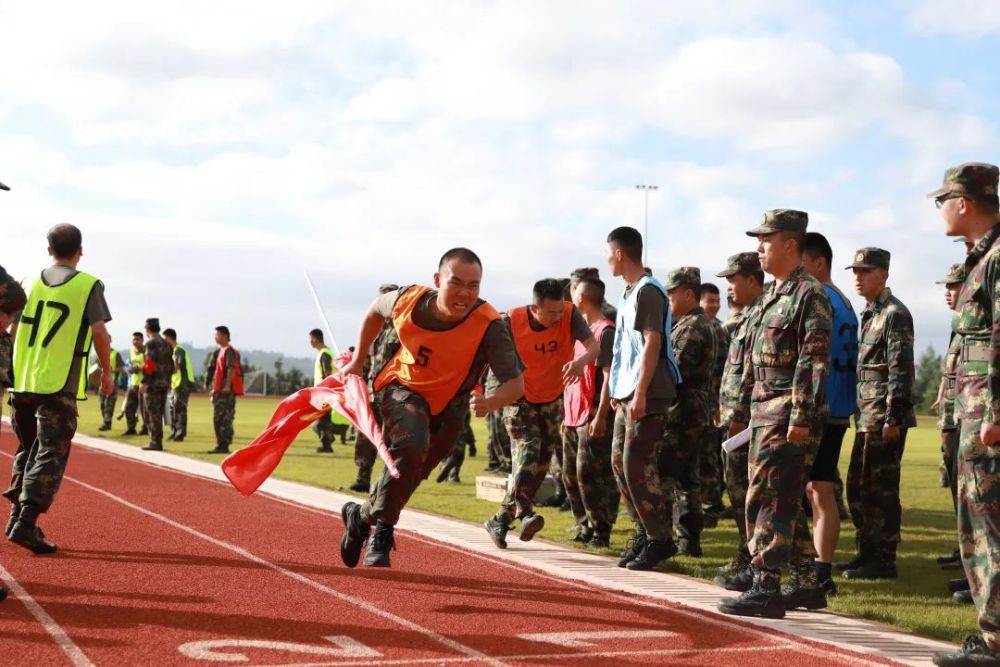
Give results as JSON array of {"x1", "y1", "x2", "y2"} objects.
[{"x1": 341, "y1": 300, "x2": 388, "y2": 377}]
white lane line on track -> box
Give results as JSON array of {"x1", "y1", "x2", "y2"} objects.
[
  {"x1": 236, "y1": 644, "x2": 794, "y2": 667},
  {"x1": 0, "y1": 563, "x2": 95, "y2": 667},
  {"x1": 60, "y1": 473, "x2": 509, "y2": 667}
]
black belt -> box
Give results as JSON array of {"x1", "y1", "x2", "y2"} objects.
[
  {"x1": 962, "y1": 345, "x2": 991, "y2": 362},
  {"x1": 753, "y1": 367, "x2": 793, "y2": 381},
  {"x1": 858, "y1": 369, "x2": 888, "y2": 382}
]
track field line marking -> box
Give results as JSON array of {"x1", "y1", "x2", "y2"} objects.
[
  {"x1": 0, "y1": 563, "x2": 96, "y2": 667},
  {"x1": 40, "y1": 468, "x2": 510, "y2": 667}
]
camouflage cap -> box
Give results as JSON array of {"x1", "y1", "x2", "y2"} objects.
[
  {"x1": 927, "y1": 162, "x2": 999, "y2": 199},
  {"x1": 845, "y1": 247, "x2": 890, "y2": 270},
  {"x1": 0, "y1": 181, "x2": 9, "y2": 191},
  {"x1": 716, "y1": 251, "x2": 761, "y2": 278},
  {"x1": 378, "y1": 283, "x2": 399, "y2": 294},
  {"x1": 745, "y1": 209, "x2": 808, "y2": 237},
  {"x1": 664, "y1": 266, "x2": 701, "y2": 291},
  {"x1": 936, "y1": 263, "x2": 967, "y2": 285},
  {"x1": 0, "y1": 265, "x2": 26, "y2": 314}
]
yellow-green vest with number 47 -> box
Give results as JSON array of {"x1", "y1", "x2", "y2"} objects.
[
  {"x1": 13, "y1": 271, "x2": 99, "y2": 400},
  {"x1": 171, "y1": 344, "x2": 195, "y2": 390},
  {"x1": 314, "y1": 347, "x2": 334, "y2": 386}
]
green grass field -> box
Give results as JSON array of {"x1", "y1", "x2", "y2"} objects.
[{"x1": 76, "y1": 393, "x2": 974, "y2": 644}]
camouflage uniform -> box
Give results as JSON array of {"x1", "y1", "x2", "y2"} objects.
[
  {"x1": 497, "y1": 397, "x2": 565, "y2": 524},
  {"x1": 845, "y1": 249, "x2": 916, "y2": 570},
  {"x1": 937, "y1": 264, "x2": 967, "y2": 512},
  {"x1": 99, "y1": 350, "x2": 124, "y2": 429},
  {"x1": 213, "y1": 347, "x2": 239, "y2": 450},
  {"x1": 313, "y1": 349, "x2": 337, "y2": 450},
  {"x1": 168, "y1": 346, "x2": 192, "y2": 439},
  {"x1": 737, "y1": 212, "x2": 830, "y2": 583},
  {"x1": 716, "y1": 253, "x2": 764, "y2": 559},
  {"x1": 0, "y1": 265, "x2": 26, "y2": 433},
  {"x1": 124, "y1": 356, "x2": 145, "y2": 433},
  {"x1": 484, "y1": 369, "x2": 512, "y2": 471},
  {"x1": 354, "y1": 310, "x2": 398, "y2": 489},
  {"x1": 663, "y1": 267, "x2": 717, "y2": 548},
  {"x1": 562, "y1": 413, "x2": 619, "y2": 537},
  {"x1": 437, "y1": 409, "x2": 476, "y2": 482},
  {"x1": 938, "y1": 162, "x2": 1000, "y2": 654},
  {"x1": 704, "y1": 315, "x2": 730, "y2": 513},
  {"x1": 142, "y1": 326, "x2": 175, "y2": 449}
]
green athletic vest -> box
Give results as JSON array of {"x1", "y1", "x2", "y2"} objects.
[
  {"x1": 314, "y1": 347, "x2": 334, "y2": 385},
  {"x1": 129, "y1": 348, "x2": 144, "y2": 387},
  {"x1": 13, "y1": 270, "x2": 99, "y2": 399},
  {"x1": 171, "y1": 344, "x2": 195, "y2": 390}
]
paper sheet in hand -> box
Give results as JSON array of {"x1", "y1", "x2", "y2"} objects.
[{"x1": 722, "y1": 427, "x2": 751, "y2": 453}]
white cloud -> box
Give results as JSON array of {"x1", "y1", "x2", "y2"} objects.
[{"x1": 907, "y1": 0, "x2": 1000, "y2": 35}]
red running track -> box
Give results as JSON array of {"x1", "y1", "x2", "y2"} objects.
[{"x1": 0, "y1": 431, "x2": 900, "y2": 667}]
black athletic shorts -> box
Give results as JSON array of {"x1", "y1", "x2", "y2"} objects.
[{"x1": 810, "y1": 421, "x2": 849, "y2": 482}]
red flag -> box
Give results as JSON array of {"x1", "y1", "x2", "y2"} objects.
[{"x1": 222, "y1": 359, "x2": 398, "y2": 496}]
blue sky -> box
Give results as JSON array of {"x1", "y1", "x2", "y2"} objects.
[{"x1": 1, "y1": 0, "x2": 998, "y2": 357}]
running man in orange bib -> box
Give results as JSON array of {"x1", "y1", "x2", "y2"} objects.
[
  {"x1": 484, "y1": 278, "x2": 598, "y2": 547},
  {"x1": 338, "y1": 248, "x2": 524, "y2": 568}
]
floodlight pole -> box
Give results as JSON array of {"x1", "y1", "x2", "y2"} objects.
[
  {"x1": 635, "y1": 184, "x2": 658, "y2": 268},
  {"x1": 303, "y1": 270, "x2": 341, "y2": 357}
]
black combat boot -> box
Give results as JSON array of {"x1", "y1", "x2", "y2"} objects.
[
  {"x1": 843, "y1": 546, "x2": 897, "y2": 580},
  {"x1": 932, "y1": 635, "x2": 1000, "y2": 666},
  {"x1": 339, "y1": 501, "x2": 371, "y2": 568},
  {"x1": 626, "y1": 539, "x2": 678, "y2": 571},
  {"x1": 518, "y1": 513, "x2": 545, "y2": 542},
  {"x1": 717, "y1": 567, "x2": 785, "y2": 619},
  {"x1": 5, "y1": 503, "x2": 19, "y2": 538},
  {"x1": 8, "y1": 506, "x2": 57, "y2": 555},
  {"x1": 678, "y1": 534, "x2": 703, "y2": 558},
  {"x1": 363, "y1": 522, "x2": 395, "y2": 568},
  {"x1": 714, "y1": 546, "x2": 752, "y2": 591},
  {"x1": 484, "y1": 517, "x2": 510, "y2": 549},
  {"x1": 618, "y1": 526, "x2": 647, "y2": 568},
  {"x1": 781, "y1": 557, "x2": 828, "y2": 611}
]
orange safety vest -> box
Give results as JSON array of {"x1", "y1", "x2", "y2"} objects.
[
  {"x1": 564, "y1": 319, "x2": 614, "y2": 427},
  {"x1": 374, "y1": 286, "x2": 500, "y2": 415},
  {"x1": 509, "y1": 302, "x2": 574, "y2": 404},
  {"x1": 214, "y1": 345, "x2": 245, "y2": 395}
]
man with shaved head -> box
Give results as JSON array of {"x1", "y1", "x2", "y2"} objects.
[{"x1": 4, "y1": 224, "x2": 114, "y2": 555}]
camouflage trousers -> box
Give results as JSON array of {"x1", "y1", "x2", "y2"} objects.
[
  {"x1": 354, "y1": 432, "x2": 377, "y2": 487},
  {"x1": 486, "y1": 409, "x2": 511, "y2": 470},
  {"x1": 99, "y1": 390, "x2": 118, "y2": 428},
  {"x1": 168, "y1": 386, "x2": 190, "y2": 438},
  {"x1": 361, "y1": 384, "x2": 466, "y2": 526},
  {"x1": 725, "y1": 441, "x2": 751, "y2": 546},
  {"x1": 124, "y1": 386, "x2": 144, "y2": 431},
  {"x1": 746, "y1": 423, "x2": 818, "y2": 573},
  {"x1": 957, "y1": 418, "x2": 1000, "y2": 651},
  {"x1": 3, "y1": 393, "x2": 78, "y2": 514},
  {"x1": 700, "y1": 427, "x2": 726, "y2": 511},
  {"x1": 495, "y1": 398, "x2": 563, "y2": 524},
  {"x1": 144, "y1": 386, "x2": 169, "y2": 447},
  {"x1": 846, "y1": 429, "x2": 907, "y2": 560},
  {"x1": 314, "y1": 411, "x2": 336, "y2": 450},
  {"x1": 663, "y1": 424, "x2": 704, "y2": 541},
  {"x1": 213, "y1": 392, "x2": 237, "y2": 448},
  {"x1": 612, "y1": 406, "x2": 673, "y2": 541},
  {"x1": 941, "y1": 426, "x2": 960, "y2": 513},
  {"x1": 561, "y1": 415, "x2": 619, "y2": 534}
]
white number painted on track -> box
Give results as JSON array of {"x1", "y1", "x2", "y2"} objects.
[
  {"x1": 178, "y1": 636, "x2": 380, "y2": 662},
  {"x1": 518, "y1": 630, "x2": 678, "y2": 648}
]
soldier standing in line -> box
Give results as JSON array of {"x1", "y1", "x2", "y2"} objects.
[
  {"x1": 483, "y1": 367, "x2": 512, "y2": 473},
  {"x1": 699, "y1": 281, "x2": 730, "y2": 523},
  {"x1": 122, "y1": 331, "x2": 145, "y2": 435},
  {"x1": 5, "y1": 224, "x2": 114, "y2": 554},
  {"x1": 483, "y1": 278, "x2": 596, "y2": 547},
  {"x1": 930, "y1": 163, "x2": 1000, "y2": 667},
  {"x1": 140, "y1": 318, "x2": 174, "y2": 452},
  {"x1": 800, "y1": 232, "x2": 859, "y2": 596},
  {"x1": 931, "y1": 264, "x2": 966, "y2": 572},
  {"x1": 605, "y1": 227, "x2": 682, "y2": 572},
  {"x1": 349, "y1": 283, "x2": 399, "y2": 493},
  {"x1": 0, "y1": 261, "x2": 24, "y2": 603},
  {"x1": 838, "y1": 248, "x2": 915, "y2": 580},
  {"x1": 164, "y1": 328, "x2": 194, "y2": 442},
  {"x1": 713, "y1": 252, "x2": 765, "y2": 591},
  {"x1": 210, "y1": 325, "x2": 244, "y2": 455},
  {"x1": 310, "y1": 328, "x2": 337, "y2": 453},
  {"x1": 97, "y1": 336, "x2": 125, "y2": 432},
  {"x1": 663, "y1": 267, "x2": 716, "y2": 557},
  {"x1": 561, "y1": 276, "x2": 618, "y2": 547},
  {"x1": 718, "y1": 210, "x2": 831, "y2": 619}
]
